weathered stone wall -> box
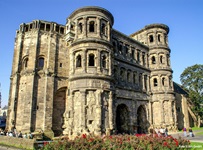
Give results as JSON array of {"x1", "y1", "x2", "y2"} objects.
[{"x1": 0, "y1": 136, "x2": 35, "y2": 150}]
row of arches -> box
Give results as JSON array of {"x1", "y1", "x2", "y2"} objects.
[
  {"x1": 148, "y1": 32, "x2": 167, "y2": 46},
  {"x1": 67, "y1": 17, "x2": 109, "y2": 38},
  {"x1": 150, "y1": 54, "x2": 170, "y2": 66},
  {"x1": 52, "y1": 87, "x2": 149, "y2": 136},
  {"x1": 112, "y1": 39, "x2": 148, "y2": 67},
  {"x1": 152, "y1": 76, "x2": 172, "y2": 88}
]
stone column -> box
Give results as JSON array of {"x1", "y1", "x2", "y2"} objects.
[
  {"x1": 82, "y1": 49, "x2": 87, "y2": 73},
  {"x1": 97, "y1": 49, "x2": 101, "y2": 73},
  {"x1": 75, "y1": 20, "x2": 78, "y2": 39},
  {"x1": 97, "y1": 17, "x2": 101, "y2": 37},
  {"x1": 161, "y1": 100, "x2": 164, "y2": 124},
  {"x1": 80, "y1": 90, "x2": 87, "y2": 130},
  {"x1": 83, "y1": 17, "x2": 87, "y2": 38},
  {"x1": 95, "y1": 90, "x2": 102, "y2": 135},
  {"x1": 107, "y1": 22, "x2": 110, "y2": 41},
  {"x1": 108, "y1": 91, "x2": 113, "y2": 130},
  {"x1": 108, "y1": 52, "x2": 112, "y2": 76}
]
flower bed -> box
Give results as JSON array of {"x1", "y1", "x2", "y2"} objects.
[{"x1": 41, "y1": 134, "x2": 190, "y2": 150}]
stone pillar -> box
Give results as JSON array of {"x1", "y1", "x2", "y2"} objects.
[
  {"x1": 95, "y1": 90, "x2": 102, "y2": 135},
  {"x1": 75, "y1": 20, "x2": 78, "y2": 39},
  {"x1": 108, "y1": 52, "x2": 112, "y2": 76},
  {"x1": 83, "y1": 17, "x2": 87, "y2": 38},
  {"x1": 82, "y1": 49, "x2": 87, "y2": 73},
  {"x1": 108, "y1": 91, "x2": 113, "y2": 130},
  {"x1": 80, "y1": 90, "x2": 87, "y2": 131},
  {"x1": 97, "y1": 17, "x2": 100, "y2": 37},
  {"x1": 107, "y1": 22, "x2": 110, "y2": 41},
  {"x1": 97, "y1": 49, "x2": 101, "y2": 73}
]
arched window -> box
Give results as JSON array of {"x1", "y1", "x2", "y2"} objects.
[
  {"x1": 151, "y1": 56, "x2": 156, "y2": 64},
  {"x1": 89, "y1": 54, "x2": 95, "y2": 66},
  {"x1": 149, "y1": 35, "x2": 154, "y2": 43},
  {"x1": 160, "y1": 55, "x2": 163, "y2": 64},
  {"x1": 76, "y1": 55, "x2": 82, "y2": 67},
  {"x1": 127, "y1": 71, "x2": 131, "y2": 82},
  {"x1": 79, "y1": 23, "x2": 83, "y2": 33},
  {"x1": 89, "y1": 21, "x2": 95, "y2": 32},
  {"x1": 101, "y1": 55, "x2": 107, "y2": 68},
  {"x1": 137, "y1": 51, "x2": 140, "y2": 62},
  {"x1": 133, "y1": 72, "x2": 137, "y2": 84},
  {"x1": 162, "y1": 77, "x2": 165, "y2": 86},
  {"x1": 120, "y1": 70, "x2": 124, "y2": 81},
  {"x1": 101, "y1": 23, "x2": 106, "y2": 35},
  {"x1": 23, "y1": 57, "x2": 28, "y2": 69},
  {"x1": 158, "y1": 34, "x2": 161, "y2": 42},
  {"x1": 153, "y1": 78, "x2": 158, "y2": 87},
  {"x1": 38, "y1": 57, "x2": 44, "y2": 69}
]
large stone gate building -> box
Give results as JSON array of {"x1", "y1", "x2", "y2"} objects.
[{"x1": 6, "y1": 6, "x2": 195, "y2": 137}]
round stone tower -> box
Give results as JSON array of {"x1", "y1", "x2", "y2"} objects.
[
  {"x1": 131, "y1": 24, "x2": 177, "y2": 130},
  {"x1": 63, "y1": 6, "x2": 115, "y2": 136}
]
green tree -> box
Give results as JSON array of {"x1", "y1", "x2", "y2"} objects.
[{"x1": 180, "y1": 64, "x2": 203, "y2": 126}]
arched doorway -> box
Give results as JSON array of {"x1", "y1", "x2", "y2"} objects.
[
  {"x1": 116, "y1": 104, "x2": 130, "y2": 134},
  {"x1": 137, "y1": 105, "x2": 148, "y2": 134},
  {"x1": 52, "y1": 87, "x2": 66, "y2": 136}
]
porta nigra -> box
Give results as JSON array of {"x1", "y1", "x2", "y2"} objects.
[{"x1": 6, "y1": 6, "x2": 196, "y2": 138}]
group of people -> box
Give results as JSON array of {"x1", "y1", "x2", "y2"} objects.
[
  {"x1": 154, "y1": 127, "x2": 169, "y2": 137},
  {"x1": 183, "y1": 127, "x2": 194, "y2": 137},
  {"x1": 0, "y1": 128, "x2": 33, "y2": 139}
]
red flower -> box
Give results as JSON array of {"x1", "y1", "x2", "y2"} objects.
[
  {"x1": 163, "y1": 141, "x2": 168, "y2": 147},
  {"x1": 82, "y1": 134, "x2": 87, "y2": 139},
  {"x1": 43, "y1": 141, "x2": 49, "y2": 146}
]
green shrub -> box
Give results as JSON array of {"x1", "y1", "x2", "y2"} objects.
[{"x1": 41, "y1": 134, "x2": 190, "y2": 150}]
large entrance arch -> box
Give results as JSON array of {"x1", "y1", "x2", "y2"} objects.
[
  {"x1": 137, "y1": 105, "x2": 148, "y2": 134},
  {"x1": 52, "y1": 87, "x2": 66, "y2": 136},
  {"x1": 116, "y1": 104, "x2": 130, "y2": 134}
]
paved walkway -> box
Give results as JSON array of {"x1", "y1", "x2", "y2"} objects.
[{"x1": 169, "y1": 130, "x2": 203, "y2": 143}]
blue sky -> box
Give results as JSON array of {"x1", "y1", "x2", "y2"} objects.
[{"x1": 0, "y1": 0, "x2": 203, "y2": 107}]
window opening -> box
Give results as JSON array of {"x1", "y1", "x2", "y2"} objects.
[
  {"x1": 60, "y1": 27, "x2": 64, "y2": 34},
  {"x1": 160, "y1": 55, "x2": 163, "y2": 64},
  {"x1": 158, "y1": 34, "x2": 161, "y2": 42},
  {"x1": 46, "y1": 24, "x2": 50, "y2": 31},
  {"x1": 60, "y1": 63, "x2": 62, "y2": 68},
  {"x1": 137, "y1": 51, "x2": 140, "y2": 62},
  {"x1": 152, "y1": 56, "x2": 156, "y2": 64},
  {"x1": 76, "y1": 55, "x2": 82, "y2": 67},
  {"x1": 101, "y1": 23, "x2": 106, "y2": 34},
  {"x1": 101, "y1": 55, "x2": 107, "y2": 68},
  {"x1": 132, "y1": 49, "x2": 135, "y2": 59},
  {"x1": 38, "y1": 57, "x2": 44, "y2": 69},
  {"x1": 89, "y1": 54, "x2": 95, "y2": 66},
  {"x1": 56, "y1": 25, "x2": 59, "y2": 32},
  {"x1": 89, "y1": 21, "x2": 95, "y2": 32},
  {"x1": 154, "y1": 78, "x2": 158, "y2": 87},
  {"x1": 23, "y1": 58, "x2": 28, "y2": 69},
  {"x1": 162, "y1": 77, "x2": 165, "y2": 86},
  {"x1": 120, "y1": 70, "x2": 124, "y2": 81},
  {"x1": 133, "y1": 72, "x2": 137, "y2": 84},
  {"x1": 40, "y1": 23, "x2": 45, "y2": 30},
  {"x1": 149, "y1": 35, "x2": 154, "y2": 43},
  {"x1": 127, "y1": 72, "x2": 130, "y2": 82},
  {"x1": 79, "y1": 23, "x2": 83, "y2": 33}
]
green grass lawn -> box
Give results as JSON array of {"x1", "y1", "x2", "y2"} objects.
[
  {"x1": 189, "y1": 142, "x2": 203, "y2": 150},
  {"x1": 192, "y1": 127, "x2": 203, "y2": 131}
]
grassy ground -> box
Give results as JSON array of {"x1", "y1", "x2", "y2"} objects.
[{"x1": 189, "y1": 142, "x2": 203, "y2": 149}]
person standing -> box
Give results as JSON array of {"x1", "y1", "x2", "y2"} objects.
[
  {"x1": 165, "y1": 127, "x2": 168, "y2": 137},
  {"x1": 189, "y1": 128, "x2": 194, "y2": 137},
  {"x1": 183, "y1": 127, "x2": 187, "y2": 137}
]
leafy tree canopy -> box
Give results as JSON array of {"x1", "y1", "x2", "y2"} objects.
[{"x1": 180, "y1": 64, "x2": 203, "y2": 118}]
